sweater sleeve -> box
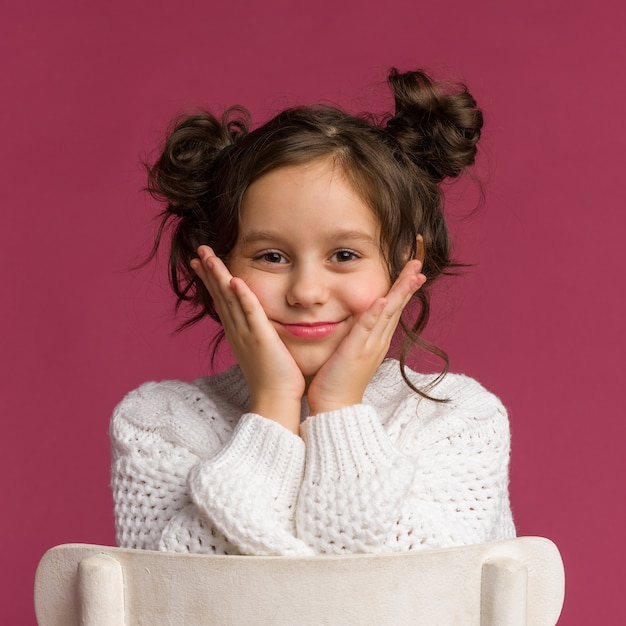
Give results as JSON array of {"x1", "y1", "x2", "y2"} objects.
[
  {"x1": 110, "y1": 381, "x2": 210, "y2": 551},
  {"x1": 188, "y1": 413, "x2": 313, "y2": 556},
  {"x1": 110, "y1": 379, "x2": 311, "y2": 555},
  {"x1": 296, "y1": 383, "x2": 514, "y2": 554}
]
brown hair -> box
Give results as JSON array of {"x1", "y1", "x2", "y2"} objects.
[{"x1": 145, "y1": 68, "x2": 483, "y2": 399}]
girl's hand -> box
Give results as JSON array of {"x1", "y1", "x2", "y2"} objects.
[
  {"x1": 306, "y1": 259, "x2": 426, "y2": 415},
  {"x1": 191, "y1": 246, "x2": 305, "y2": 434}
]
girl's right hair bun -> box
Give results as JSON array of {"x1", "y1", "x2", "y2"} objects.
[
  {"x1": 385, "y1": 68, "x2": 483, "y2": 183},
  {"x1": 147, "y1": 107, "x2": 250, "y2": 213}
]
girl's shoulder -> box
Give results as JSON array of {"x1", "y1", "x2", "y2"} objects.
[
  {"x1": 368, "y1": 360, "x2": 509, "y2": 449},
  {"x1": 370, "y1": 359, "x2": 507, "y2": 422},
  {"x1": 114, "y1": 366, "x2": 247, "y2": 417},
  {"x1": 110, "y1": 366, "x2": 249, "y2": 453},
  {"x1": 433, "y1": 372, "x2": 507, "y2": 419}
]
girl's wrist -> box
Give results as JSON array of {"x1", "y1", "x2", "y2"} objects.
[
  {"x1": 250, "y1": 398, "x2": 302, "y2": 435},
  {"x1": 308, "y1": 395, "x2": 363, "y2": 416}
]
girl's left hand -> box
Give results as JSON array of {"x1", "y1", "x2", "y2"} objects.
[{"x1": 306, "y1": 260, "x2": 426, "y2": 415}]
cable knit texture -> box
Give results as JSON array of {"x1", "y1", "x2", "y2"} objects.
[{"x1": 110, "y1": 360, "x2": 515, "y2": 556}]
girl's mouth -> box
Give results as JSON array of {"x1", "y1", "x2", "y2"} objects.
[{"x1": 277, "y1": 321, "x2": 341, "y2": 339}]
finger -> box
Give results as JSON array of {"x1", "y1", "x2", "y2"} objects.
[
  {"x1": 387, "y1": 260, "x2": 426, "y2": 300},
  {"x1": 385, "y1": 260, "x2": 426, "y2": 308},
  {"x1": 192, "y1": 250, "x2": 251, "y2": 330},
  {"x1": 191, "y1": 246, "x2": 218, "y2": 287},
  {"x1": 354, "y1": 297, "x2": 387, "y2": 333},
  {"x1": 197, "y1": 244, "x2": 217, "y2": 260},
  {"x1": 346, "y1": 264, "x2": 425, "y2": 349},
  {"x1": 365, "y1": 261, "x2": 425, "y2": 327},
  {"x1": 195, "y1": 254, "x2": 277, "y2": 343},
  {"x1": 192, "y1": 253, "x2": 229, "y2": 317},
  {"x1": 229, "y1": 278, "x2": 280, "y2": 339}
]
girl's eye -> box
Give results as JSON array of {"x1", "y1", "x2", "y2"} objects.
[
  {"x1": 256, "y1": 251, "x2": 287, "y2": 264},
  {"x1": 331, "y1": 249, "x2": 359, "y2": 263}
]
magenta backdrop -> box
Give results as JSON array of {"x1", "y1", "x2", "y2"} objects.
[{"x1": 2, "y1": 0, "x2": 625, "y2": 623}]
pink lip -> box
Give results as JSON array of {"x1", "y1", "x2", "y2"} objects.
[{"x1": 278, "y1": 321, "x2": 341, "y2": 339}]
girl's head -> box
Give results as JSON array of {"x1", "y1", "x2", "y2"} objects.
[
  {"x1": 147, "y1": 68, "x2": 483, "y2": 395},
  {"x1": 228, "y1": 157, "x2": 394, "y2": 380}
]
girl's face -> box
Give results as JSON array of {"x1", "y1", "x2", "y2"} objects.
[{"x1": 227, "y1": 158, "x2": 391, "y2": 379}]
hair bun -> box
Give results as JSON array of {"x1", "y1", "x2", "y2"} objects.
[
  {"x1": 147, "y1": 107, "x2": 250, "y2": 212},
  {"x1": 385, "y1": 68, "x2": 483, "y2": 182}
]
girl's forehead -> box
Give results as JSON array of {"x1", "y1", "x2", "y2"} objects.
[
  {"x1": 241, "y1": 160, "x2": 378, "y2": 225},
  {"x1": 237, "y1": 160, "x2": 382, "y2": 245}
]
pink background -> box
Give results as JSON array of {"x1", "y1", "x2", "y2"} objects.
[{"x1": 2, "y1": 0, "x2": 625, "y2": 623}]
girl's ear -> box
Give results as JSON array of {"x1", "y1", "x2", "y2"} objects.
[{"x1": 416, "y1": 234, "x2": 425, "y2": 265}]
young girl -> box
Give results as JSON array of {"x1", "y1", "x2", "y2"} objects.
[{"x1": 111, "y1": 68, "x2": 515, "y2": 556}]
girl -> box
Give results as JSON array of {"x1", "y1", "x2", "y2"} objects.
[{"x1": 111, "y1": 68, "x2": 515, "y2": 556}]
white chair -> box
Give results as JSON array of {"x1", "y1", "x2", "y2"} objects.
[{"x1": 34, "y1": 537, "x2": 564, "y2": 625}]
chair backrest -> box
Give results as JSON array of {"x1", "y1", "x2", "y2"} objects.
[{"x1": 34, "y1": 536, "x2": 564, "y2": 626}]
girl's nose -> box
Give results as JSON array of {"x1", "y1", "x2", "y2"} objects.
[{"x1": 286, "y1": 265, "x2": 329, "y2": 308}]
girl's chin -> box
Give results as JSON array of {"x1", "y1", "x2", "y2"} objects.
[
  {"x1": 299, "y1": 365, "x2": 324, "y2": 387},
  {"x1": 287, "y1": 345, "x2": 340, "y2": 384},
  {"x1": 289, "y1": 352, "x2": 330, "y2": 377},
  {"x1": 302, "y1": 369, "x2": 321, "y2": 385}
]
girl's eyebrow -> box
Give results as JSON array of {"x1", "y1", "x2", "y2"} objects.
[
  {"x1": 241, "y1": 229, "x2": 378, "y2": 246},
  {"x1": 240, "y1": 230, "x2": 283, "y2": 245}
]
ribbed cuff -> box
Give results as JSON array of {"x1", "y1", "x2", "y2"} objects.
[
  {"x1": 302, "y1": 405, "x2": 404, "y2": 480},
  {"x1": 191, "y1": 412, "x2": 305, "y2": 510}
]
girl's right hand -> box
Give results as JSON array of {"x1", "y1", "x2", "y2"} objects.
[{"x1": 190, "y1": 246, "x2": 305, "y2": 435}]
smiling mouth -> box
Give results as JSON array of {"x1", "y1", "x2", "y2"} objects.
[{"x1": 277, "y1": 321, "x2": 342, "y2": 339}]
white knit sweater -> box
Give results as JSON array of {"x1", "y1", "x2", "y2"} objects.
[{"x1": 110, "y1": 359, "x2": 515, "y2": 556}]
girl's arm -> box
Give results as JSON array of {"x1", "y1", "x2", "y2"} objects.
[
  {"x1": 187, "y1": 412, "x2": 314, "y2": 555},
  {"x1": 110, "y1": 377, "x2": 314, "y2": 556},
  {"x1": 110, "y1": 381, "x2": 206, "y2": 551},
  {"x1": 296, "y1": 376, "x2": 514, "y2": 553}
]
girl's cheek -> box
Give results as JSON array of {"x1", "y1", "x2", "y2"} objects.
[
  {"x1": 352, "y1": 285, "x2": 388, "y2": 313},
  {"x1": 241, "y1": 275, "x2": 275, "y2": 308}
]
